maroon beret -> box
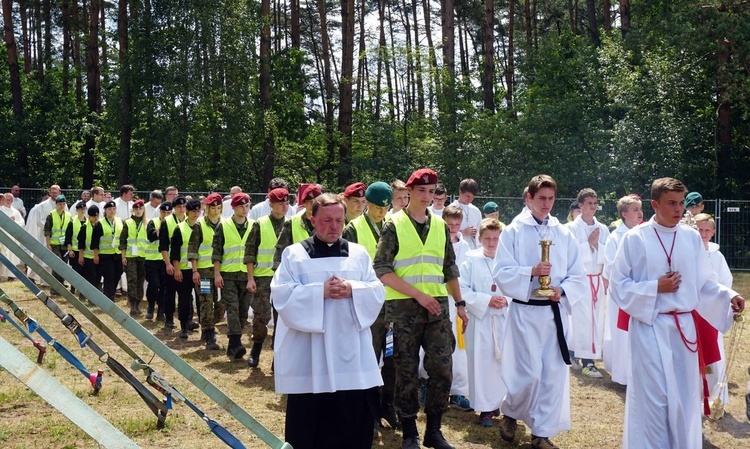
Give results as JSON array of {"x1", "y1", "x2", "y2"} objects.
[
  {"x1": 268, "y1": 188, "x2": 289, "y2": 203},
  {"x1": 343, "y1": 182, "x2": 367, "y2": 198},
  {"x1": 301, "y1": 185, "x2": 322, "y2": 202},
  {"x1": 230, "y1": 193, "x2": 250, "y2": 208},
  {"x1": 405, "y1": 168, "x2": 438, "y2": 188},
  {"x1": 205, "y1": 193, "x2": 223, "y2": 206},
  {"x1": 132, "y1": 199, "x2": 144, "y2": 208}
]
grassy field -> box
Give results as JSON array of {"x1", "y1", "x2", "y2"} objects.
[{"x1": 1, "y1": 273, "x2": 750, "y2": 448}]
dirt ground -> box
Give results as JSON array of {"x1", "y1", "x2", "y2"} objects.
[{"x1": 1, "y1": 275, "x2": 750, "y2": 449}]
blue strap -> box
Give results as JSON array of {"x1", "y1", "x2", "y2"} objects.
[
  {"x1": 0, "y1": 307, "x2": 37, "y2": 343},
  {"x1": 31, "y1": 320, "x2": 92, "y2": 380}
]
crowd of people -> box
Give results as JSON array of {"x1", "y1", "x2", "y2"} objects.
[{"x1": 0, "y1": 173, "x2": 746, "y2": 449}]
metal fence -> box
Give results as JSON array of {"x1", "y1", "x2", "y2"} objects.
[{"x1": 4, "y1": 188, "x2": 749, "y2": 270}]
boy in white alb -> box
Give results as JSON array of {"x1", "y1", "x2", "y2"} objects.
[
  {"x1": 448, "y1": 179, "x2": 482, "y2": 249},
  {"x1": 602, "y1": 194, "x2": 643, "y2": 385},
  {"x1": 610, "y1": 177, "x2": 744, "y2": 449}
]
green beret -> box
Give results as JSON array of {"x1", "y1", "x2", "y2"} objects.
[
  {"x1": 365, "y1": 181, "x2": 393, "y2": 207},
  {"x1": 685, "y1": 192, "x2": 703, "y2": 207},
  {"x1": 55, "y1": 195, "x2": 67, "y2": 203},
  {"x1": 483, "y1": 201, "x2": 499, "y2": 214}
]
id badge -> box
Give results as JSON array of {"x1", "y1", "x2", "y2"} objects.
[
  {"x1": 200, "y1": 279, "x2": 211, "y2": 295},
  {"x1": 385, "y1": 322, "x2": 394, "y2": 357},
  {"x1": 131, "y1": 245, "x2": 139, "y2": 256},
  {"x1": 58, "y1": 236, "x2": 66, "y2": 246},
  {"x1": 111, "y1": 237, "x2": 117, "y2": 249}
]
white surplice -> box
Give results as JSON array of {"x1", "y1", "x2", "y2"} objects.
[
  {"x1": 610, "y1": 218, "x2": 737, "y2": 449},
  {"x1": 460, "y1": 248, "x2": 509, "y2": 412},
  {"x1": 602, "y1": 222, "x2": 630, "y2": 384},
  {"x1": 448, "y1": 200, "x2": 481, "y2": 249},
  {"x1": 0, "y1": 206, "x2": 25, "y2": 278},
  {"x1": 492, "y1": 212, "x2": 587, "y2": 437},
  {"x1": 23, "y1": 200, "x2": 54, "y2": 285},
  {"x1": 271, "y1": 241, "x2": 385, "y2": 394},
  {"x1": 114, "y1": 197, "x2": 133, "y2": 220},
  {"x1": 704, "y1": 241, "x2": 733, "y2": 407},
  {"x1": 568, "y1": 215, "x2": 610, "y2": 360}
]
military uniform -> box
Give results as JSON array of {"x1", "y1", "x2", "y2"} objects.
[
  {"x1": 158, "y1": 201, "x2": 186, "y2": 327},
  {"x1": 144, "y1": 205, "x2": 170, "y2": 320},
  {"x1": 119, "y1": 203, "x2": 147, "y2": 316},
  {"x1": 170, "y1": 206, "x2": 201, "y2": 338},
  {"x1": 44, "y1": 202, "x2": 71, "y2": 289},
  {"x1": 97, "y1": 202, "x2": 124, "y2": 301},
  {"x1": 65, "y1": 205, "x2": 88, "y2": 295}
]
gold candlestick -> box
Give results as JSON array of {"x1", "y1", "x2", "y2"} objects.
[{"x1": 532, "y1": 240, "x2": 555, "y2": 297}]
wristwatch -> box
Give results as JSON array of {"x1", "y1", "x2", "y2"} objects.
[{"x1": 455, "y1": 300, "x2": 466, "y2": 307}]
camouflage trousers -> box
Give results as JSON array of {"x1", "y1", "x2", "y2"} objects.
[
  {"x1": 249, "y1": 276, "x2": 273, "y2": 343},
  {"x1": 124, "y1": 257, "x2": 145, "y2": 303},
  {"x1": 49, "y1": 244, "x2": 68, "y2": 286},
  {"x1": 221, "y1": 276, "x2": 250, "y2": 337},
  {"x1": 386, "y1": 297, "x2": 455, "y2": 418},
  {"x1": 196, "y1": 268, "x2": 224, "y2": 331},
  {"x1": 370, "y1": 304, "x2": 396, "y2": 404}
]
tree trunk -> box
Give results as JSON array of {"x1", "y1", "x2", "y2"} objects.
[
  {"x1": 117, "y1": 0, "x2": 131, "y2": 185},
  {"x1": 260, "y1": 0, "x2": 275, "y2": 189},
  {"x1": 62, "y1": 0, "x2": 71, "y2": 94},
  {"x1": 355, "y1": 0, "x2": 367, "y2": 113},
  {"x1": 84, "y1": 0, "x2": 101, "y2": 188},
  {"x1": 338, "y1": 0, "x2": 354, "y2": 185},
  {"x1": 620, "y1": 0, "x2": 630, "y2": 36},
  {"x1": 506, "y1": 0, "x2": 515, "y2": 114},
  {"x1": 388, "y1": 5, "x2": 400, "y2": 121},
  {"x1": 586, "y1": 0, "x2": 599, "y2": 46},
  {"x1": 411, "y1": 0, "x2": 424, "y2": 117},
  {"x1": 35, "y1": 0, "x2": 43, "y2": 83},
  {"x1": 524, "y1": 0, "x2": 531, "y2": 52},
  {"x1": 72, "y1": 0, "x2": 83, "y2": 103},
  {"x1": 290, "y1": 0, "x2": 300, "y2": 48},
  {"x1": 400, "y1": 0, "x2": 413, "y2": 116},
  {"x1": 2, "y1": 0, "x2": 28, "y2": 176},
  {"x1": 482, "y1": 0, "x2": 494, "y2": 111},
  {"x1": 422, "y1": 0, "x2": 438, "y2": 112},
  {"x1": 43, "y1": 0, "x2": 51, "y2": 72},
  {"x1": 317, "y1": 0, "x2": 336, "y2": 167},
  {"x1": 603, "y1": 0, "x2": 611, "y2": 32},
  {"x1": 440, "y1": 0, "x2": 455, "y2": 128},
  {"x1": 100, "y1": 0, "x2": 108, "y2": 85},
  {"x1": 19, "y1": 0, "x2": 30, "y2": 74},
  {"x1": 567, "y1": 0, "x2": 577, "y2": 34}
]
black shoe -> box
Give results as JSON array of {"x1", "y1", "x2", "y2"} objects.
[
  {"x1": 145, "y1": 304, "x2": 155, "y2": 320},
  {"x1": 205, "y1": 330, "x2": 220, "y2": 351},
  {"x1": 156, "y1": 313, "x2": 165, "y2": 322},
  {"x1": 179, "y1": 329, "x2": 189, "y2": 339},
  {"x1": 188, "y1": 321, "x2": 200, "y2": 331},
  {"x1": 226, "y1": 335, "x2": 246, "y2": 360},
  {"x1": 402, "y1": 436, "x2": 421, "y2": 449},
  {"x1": 247, "y1": 342, "x2": 263, "y2": 368},
  {"x1": 423, "y1": 414, "x2": 453, "y2": 449},
  {"x1": 165, "y1": 320, "x2": 175, "y2": 329}
]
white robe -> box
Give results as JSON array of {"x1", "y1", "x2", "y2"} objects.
[
  {"x1": 24, "y1": 200, "x2": 56, "y2": 285},
  {"x1": 448, "y1": 200, "x2": 481, "y2": 249},
  {"x1": 602, "y1": 223, "x2": 630, "y2": 384},
  {"x1": 0, "y1": 206, "x2": 25, "y2": 278},
  {"x1": 427, "y1": 205, "x2": 444, "y2": 217},
  {"x1": 460, "y1": 249, "x2": 509, "y2": 412},
  {"x1": 115, "y1": 197, "x2": 133, "y2": 220},
  {"x1": 568, "y1": 215, "x2": 610, "y2": 360},
  {"x1": 145, "y1": 202, "x2": 160, "y2": 220},
  {"x1": 492, "y1": 211, "x2": 587, "y2": 437},
  {"x1": 704, "y1": 242, "x2": 733, "y2": 407},
  {"x1": 271, "y1": 241, "x2": 385, "y2": 394},
  {"x1": 86, "y1": 199, "x2": 105, "y2": 217},
  {"x1": 610, "y1": 218, "x2": 737, "y2": 449}
]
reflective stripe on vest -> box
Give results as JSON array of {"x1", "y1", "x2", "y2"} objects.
[
  {"x1": 220, "y1": 218, "x2": 252, "y2": 273},
  {"x1": 177, "y1": 221, "x2": 194, "y2": 270},
  {"x1": 384, "y1": 210, "x2": 448, "y2": 300},
  {"x1": 50, "y1": 211, "x2": 70, "y2": 246},
  {"x1": 253, "y1": 216, "x2": 278, "y2": 277},
  {"x1": 98, "y1": 217, "x2": 123, "y2": 255},
  {"x1": 83, "y1": 224, "x2": 95, "y2": 259},
  {"x1": 290, "y1": 211, "x2": 311, "y2": 243},
  {"x1": 124, "y1": 218, "x2": 148, "y2": 258},
  {"x1": 197, "y1": 218, "x2": 217, "y2": 270},
  {"x1": 144, "y1": 218, "x2": 162, "y2": 261},
  {"x1": 71, "y1": 219, "x2": 84, "y2": 251},
  {"x1": 351, "y1": 215, "x2": 378, "y2": 259}
]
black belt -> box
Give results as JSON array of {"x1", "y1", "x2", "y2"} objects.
[{"x1": 512, "y1": 299, "x2": 571, "y2": 365}]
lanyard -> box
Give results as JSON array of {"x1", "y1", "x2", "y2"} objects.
[{"x1": 653, "y1": 228, "x2": 676, "y2": 272}]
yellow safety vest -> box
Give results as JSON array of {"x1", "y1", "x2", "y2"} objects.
[
  {"x1": 176, "y1": 221, "x2": 195, "y2": 270},
  {"x1": 124, "y1": 218, "x2": 148, "y2": 258},
  {"x1": 49, "y1": 211, "x2": 70, "y2": 246},
  {"x1": 254, "y1": 216, "x2": 278, "y2": 277},
  {"x1": 98, "y1": 217, "x2": 123, "y2": 255},
  {"x1": 350, "y1": 215, "x2": 378, "y2": 259},
  {"x1": 144, "y1": 217, "x2": 162, "y2": 261},
  {"x1": 82, "y1": 223, "x2": 95, "y2": 259},
  {"x1": 196, "y1": 217, "x2": 218, "y2": 270},
  {"x1": 290, "y1": 211, "x2": 312, "y2": 243},
  {"x1": 384, "y1": 210, "x2": 448, "y2": 300},
  {"x1": 70, "y1": 219, "x2": 84, "y2": 251},
  {"x1": 220, "y1": 218, "x2": 252, "y2": 273}
]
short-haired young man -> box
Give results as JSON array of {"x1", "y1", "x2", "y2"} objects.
[
  {"x1": 610, "y1": 177, "x2": 744, "y2": 449},
  {"x1": 343, "y1": 182, "x2": 368, "y2": 223},
  {"x1": 120, "y1": 199, "x2": 148, "y2": 316},
  {"x1": 448, "y1": 179, "x2": 481, "y2": 250},
  {"x1": 493, "y1": 174, "x2": 587, "y2": 449},
  {"x1": 428, "y1": 183, "x2": 448, "y2": 217}
]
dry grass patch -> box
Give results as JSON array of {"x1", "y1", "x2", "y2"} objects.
[{"x1": 1, "y1": 273, "x2": 750, "y2": 448}]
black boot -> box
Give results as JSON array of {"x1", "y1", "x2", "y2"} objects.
[
  {"x1": 423, "y1": 414, "x2": 454, "y2": 449},
  {"x1": 188, "y1": 321, "x2": 200, "y2": 331},
  {"x1": 205, "y1": 329, "x2": 220, "y2": 351},
  {"x1": 145, "y1": 303, "x2": 155, "y2": 320},
  {"x1": 132, "y1": 300, "x2": 143, "y2": 316},
  {"x1": 401, "y1": 417, "x2": 420, "y2": 449},
  {"x1": 247, "y1": 342, "x2": 263, "y2": 368},
  {"x1": 178, "y1": 322, "x2": 189, "y2": 339},
  {"x1": 226, "y1": 335, "x2": 246, "y2": 359}
]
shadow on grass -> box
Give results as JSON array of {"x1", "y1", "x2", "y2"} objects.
[
  {"x1": 706, "y1": 412, "x2": 750, "y2": 441},
  {"x1": 572, "y1": 368, "x2": 627, "y2": 402}
]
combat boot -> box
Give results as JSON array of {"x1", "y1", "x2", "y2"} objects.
[
  {"x1": 423, "y1": 413, "x2": 454, "y2": 449},
  {"x1": 145, "y1": 303, "x2": 155, "y2": 320},
  {"x1": 205, "y1": 329, "x2": 220, "y2": 351},
  {"x1": 226, "y1": 335, "x2": 246, "y2": 359},
  {"x1": 247, "y1": 342, "x2": 263, "y2": 368},
  {"x1": 401, "y1": 417, "x2": 420, "y2": 449}
]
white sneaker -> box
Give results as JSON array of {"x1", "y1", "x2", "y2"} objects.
[
  {"x1": 582, "y1": 363, "x2": 603, "y2": 378},
  {"x1": 569, "y1": 359, "x2": 582, "y2": 371}
]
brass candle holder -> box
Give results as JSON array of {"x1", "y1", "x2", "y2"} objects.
[{"x1": 532, "y1": 240, "x2": 555, "y2": 297}]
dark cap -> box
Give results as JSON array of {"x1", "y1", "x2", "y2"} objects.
[
  {"x1": 268, "y1": 188, "x2": 289, "y2": 203},
  {"x1": 344, "y1": 182, "x2": 367, "y2": 198},
  {"x1": 569, "y1": 200, "x2": 580, "y2": 211},
  {"x1": 55, "y1": 195, "x2": 67, "y2": 204},
  {"x1": 405, "y1": 168, "x2": 438, "y2": 188},
  {"x1": 685, "y1": 192, "x2": 703, "y2": 207},
  {"x1": 87, "y1": 205, "x2": 100, "y2": 216},
  {"x1": 159, "y1": 201, "x2": 173, "y2": 211},
  {"x1": 172, "y1": 196, "x2": 187, "y2": 206},
  {"x1": 365, "y1": 182, "x2": 392, "y2": 207},
  {"x1": 186, "y1": 199, "x2": 201, "y2": 211},
  {"x1": 483, "y1": 201, "x2": 499, "y2": 214},
  {"x1": 103, "y1": 201, "x2": 116, "y2": 209},
  {"x1": 75, "y1": 202, "x2": 87, "y2": 210}
]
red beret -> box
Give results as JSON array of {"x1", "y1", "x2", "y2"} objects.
[
  {"x1": 344, "y1": 182, "x2": 367, "y2": 198},
  {"x1": 230, "y1": 193, "x2": 250, "y2": 208},
  {"x1": 132, "y1": 199, "x2": 144, "y2": 208},
  {"x1": 205, "y1": 193, "x2": 223, "y2": 206},
  {"x1": 268, "y1": 188, "x2": 289, "y2": 203},
  {"x1": 301, "y1": 185, "x2": 322, "y2": 202},
  {"x1": 405, "y1": 168, "x2": 438, "y2": 187}
]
